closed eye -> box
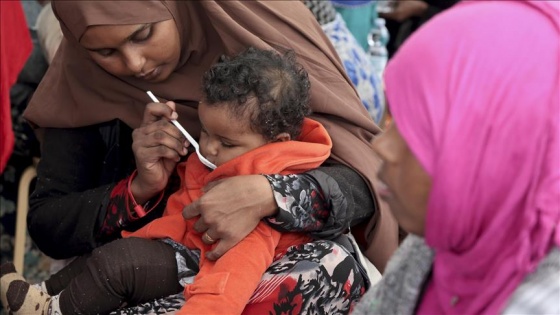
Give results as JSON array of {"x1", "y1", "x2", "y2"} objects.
[
  {"x1": 87, "y1": 24, "x2": 152, "y2": 57},
  {"x1": 131, "y1": 25, "x2": 153, "y2": 43},
  {"x1": 95, "y1": 48, "x2": 116, "y2": 57},
  {"x1": 220, "y1": 142, "x2": 235, "y2": 148}
]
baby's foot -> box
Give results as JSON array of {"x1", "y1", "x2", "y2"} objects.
[
  {"x1": 4, "y1": 280, "x2": 51, "y2": 314},
  {"x1": 1, "y1": 262, "x2": 25, "y2": 308}
]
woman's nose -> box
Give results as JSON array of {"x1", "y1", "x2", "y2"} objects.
[{"x1": 122, "y1": 47, "x2": 146, "y2": 75}]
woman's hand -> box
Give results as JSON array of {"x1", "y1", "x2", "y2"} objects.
[
  {"x1": 380, "y1": 0, "x2": 429, "y2": 22},
  {"x1": 182, "y1": 175, "x2": 278, "y2": 260},
  {"x1": 131, "y1": 101, "x2": 188, "y2": 204}
]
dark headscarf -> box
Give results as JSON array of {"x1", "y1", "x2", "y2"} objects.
[{"x1": 24, "y1": 0, "x2": 398, "y2": 264}]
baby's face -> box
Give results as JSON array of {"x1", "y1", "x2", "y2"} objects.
[{"x1": 197, "y1": 101, "x2": 268, "y2": 167}]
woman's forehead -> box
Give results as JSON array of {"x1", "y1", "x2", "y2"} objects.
[
  {"x1": 52, "y1": 0, "x2": 171, "y2": 41},
  {"x1": 79, "y1": 24, "x2": 148, "y2": 48}
]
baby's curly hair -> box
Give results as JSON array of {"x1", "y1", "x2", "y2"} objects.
[{"x1": 202, "y1": 47, "x2": 311, "y2": 141}]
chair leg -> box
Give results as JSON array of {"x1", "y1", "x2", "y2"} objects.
[{"x1": 13, "y1": 165, "x2": 37, "y2": 275}]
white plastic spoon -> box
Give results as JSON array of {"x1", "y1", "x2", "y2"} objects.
[{"x1": 146, "y1": 91, "x2": 217, "y2": 170}]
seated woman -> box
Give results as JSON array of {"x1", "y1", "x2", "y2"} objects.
[
  {"x1": 18, "y1": 0, "x2": 399, "y2": 313},
  {"x1": 354, "y1": 1, "x2": 559, "y2": 314},
  {"x1": 2, "y1": 47, "x2": 354, "y2": 315}
]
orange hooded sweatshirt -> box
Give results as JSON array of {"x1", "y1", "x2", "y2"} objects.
[{"x1": 124, "y1": 118, "x2": 332, "y2": 314}]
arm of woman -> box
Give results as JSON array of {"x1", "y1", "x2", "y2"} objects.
[
  {"x1": 379, "y1": 0, "x2": 429, "y2": 23},
  {"x1": 265, "y1": 162, "x2": 374, "y2": 237},
  {"x1": 28, "y1": 102, "x2": 187, "y2": 259},
  {"x1": 380, "y1": 0, "x2": 459, "y2": 24},
  {"x1": 182, "y1": 162, "x2": 374, "y2": 260},
  {"x1": 27, "y1": 124, "x2": 138, "y2": 259}
]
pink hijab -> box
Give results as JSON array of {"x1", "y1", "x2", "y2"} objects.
[{"x1": 384, "y1": 1, "x2": 559, "y2": 314}]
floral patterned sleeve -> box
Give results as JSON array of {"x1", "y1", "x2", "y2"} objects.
[
  {"x1": 263, "y1": 164, "x2": 375, "y2": 239},
  {"x1": 263, "y1": 174, "x2": 329, "y2": 233}
]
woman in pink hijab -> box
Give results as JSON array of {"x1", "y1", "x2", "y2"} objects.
[{"x1": 353, "y1": 1, "x2": 559, "y2": 314}]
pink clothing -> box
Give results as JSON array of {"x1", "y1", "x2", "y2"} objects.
[
  {"x1": 125, "y1": 118, "x2": 332, "y2": 314},
  {"x1": 384, "y1": 1, "x2": 560, "y2": 314}
]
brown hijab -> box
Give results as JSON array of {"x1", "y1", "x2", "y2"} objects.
[{"x1": 24, "y1": 0, "x2": 397, "y2": 269}]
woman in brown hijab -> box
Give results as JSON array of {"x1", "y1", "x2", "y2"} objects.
[{"x1": 21, "y1": 0, "x2": 397, "y2": 313}]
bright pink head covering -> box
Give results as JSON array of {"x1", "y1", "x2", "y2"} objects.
[{"x1": 384, "y1": 1, "x2": 560, "y2": 314}]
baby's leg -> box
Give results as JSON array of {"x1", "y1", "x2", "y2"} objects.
[
  {"x1": 1, "y1": 254, "x2": 89, "y2": 314},
  {"x1": 0, "y1": 262, "x2": 23, "y2": 298},
  {"x1": 2, "y1": 238, "x2": 182, "y2": 314},
  {"x1": 44, "y1": 254, "x2": 91, "y2": 295},
  {"x1": 1, "y1": 264, "x2": 31, "y2": 311},
  {"x1": 1, "y1": 263, "x2": 54, "y2": 314},
  {"x1": 2, "y1": 277, "x2": 51, "y2": 314},
  {"x1": 57, "y1": 237, "x2": 182, "y2": 314}
]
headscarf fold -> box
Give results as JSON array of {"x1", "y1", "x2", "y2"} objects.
[
  {"x1": 25, "y1": 0, "x2": 398, "y2": 265},
  {"x1": 384, "y1": 1, "x2": 560, "y2": 314}
]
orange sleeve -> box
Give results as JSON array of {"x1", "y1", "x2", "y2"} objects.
[{"x1": 122, "y1": 213, "x2": 191, "y2": 242}]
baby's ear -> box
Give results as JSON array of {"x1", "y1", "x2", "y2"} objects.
[{"x1": 273, "y1": 132, "x2": 291, "y2": 142}]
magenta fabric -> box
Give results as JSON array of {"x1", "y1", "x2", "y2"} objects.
[{"x1": 384, "y1": 1, "x2": 560, "y2": 314}]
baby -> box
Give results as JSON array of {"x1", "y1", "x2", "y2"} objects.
[{"x1": 1, "y1": 47, "x2": 332, "y2": 315}]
